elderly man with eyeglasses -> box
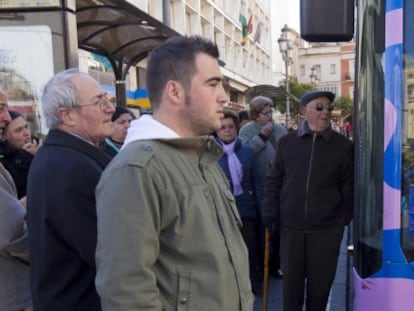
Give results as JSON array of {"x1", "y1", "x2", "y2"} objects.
[
  {"x1": 262, "y1": 90, "x2": 354, "y2": 311},
  {"x1": 26, "y1": 68, "x2": 114, "y2": 311}
]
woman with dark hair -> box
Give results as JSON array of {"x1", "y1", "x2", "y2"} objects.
[
  {"x1": 1, "y1": 110, "x2": 41, "y2": 198},
  {"x1": 99, "y1": 106, "x2": 135, "y2": 158}
]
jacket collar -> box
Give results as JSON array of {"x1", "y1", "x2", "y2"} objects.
[
  {"x1": 298, "y1": 121, "x2": 333, "y2": 141},
  {"x1": 45, "y1": 129, "x2": 111, "y2": 168}
]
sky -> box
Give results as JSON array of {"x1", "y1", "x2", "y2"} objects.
[{"x1": 271, "y1": 0, "x2": 300, "y2": 83}]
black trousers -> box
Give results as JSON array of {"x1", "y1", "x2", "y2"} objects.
[
  {"x1": 280, "y1": 225, "x2": 344, "y2": 311},
  {"x1": 240, "y1": 218, "x2": 263, "y2": 293}
]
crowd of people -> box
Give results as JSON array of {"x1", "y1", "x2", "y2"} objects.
[{"x1": 0, "y1": 35, "x2": 353, "y2": 311}]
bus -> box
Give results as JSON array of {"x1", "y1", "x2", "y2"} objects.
[{"x1": 301, "y1": 0, "x2": 414, "y2": 309}]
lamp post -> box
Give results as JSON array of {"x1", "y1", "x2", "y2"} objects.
[
  {"x1": 278, "y1": 24, "x2": 292, "y2": 128},
  {"x1": 310, "y1": 66, "x2": 319, "y2": 85}
]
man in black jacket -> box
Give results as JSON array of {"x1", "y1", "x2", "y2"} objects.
[
  {"x1": 262, "y1": 90, "x2": 354, "y2": 311},
  {"x1": 26, "y1": 69, "x2": 114, "y2": 311}
]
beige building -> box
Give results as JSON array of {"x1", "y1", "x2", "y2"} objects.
[
  {"x1": 272, "y1": 24, "x2": 356, "y2": 99},
  {"x1": 270, "y1": 25, "x2": 355, "y2": 127},
  {"x1": 82, "y1": 0, "x2": 274, "y2": 110},
  {"x1": 297, "y1": 41, "x2": 356, "y2": 99}
]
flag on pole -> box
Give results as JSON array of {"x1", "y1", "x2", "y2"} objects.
[
  {"x1": 239, "y1": 13, "x2": 253, "y2": 46},
  {"x1": 247, "y1": 15, "x2": 253, "y2": 34},
  {"x1": 253, "y1": 21, "x2": 263, "y2": 44}
]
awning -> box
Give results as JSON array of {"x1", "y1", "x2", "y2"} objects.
[
  {"x1": 76, "y1": 0, "x2": 180, "y2": 106},
  {"x1": 244, "y1": 84, "x2": 300, "y2": 103}
]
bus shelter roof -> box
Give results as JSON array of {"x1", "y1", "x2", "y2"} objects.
[
  {"x1": 76, "y1": 0, "x2": 179, "y2": 72},
  {"x1": 244, "y1": 84, "x2": 300, "y2": 103},
  {"x1": 76, "y1": 0, "x2": 180, "y2": 106}
]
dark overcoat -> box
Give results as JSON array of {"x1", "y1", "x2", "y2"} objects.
[{"x1": 26, "y1": 129, "x2": 110, "y2": 311}]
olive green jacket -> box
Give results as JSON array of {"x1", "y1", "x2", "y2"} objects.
[{"x1": 95, "y1": 136, "x2": 253, "y2": 311}]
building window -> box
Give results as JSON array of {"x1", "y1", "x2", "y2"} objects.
[
  {"x1": 137, "y1": 67, "x2": 146, "y2": 89},
  {"x1": 230, "y1": 90, "x2": 238, "y2": 102},
  {"x1": 318, "y1": 85, "x2": 338, "y2": 96},
  {"x1": 300, "y1": 65, "x2": 305, "y2": 76},
  {"x1": 349, "y1": 60, "x2": 355, "y2": 80},
  {"x1": 314, "y1": 64, "x2": 321, "y2": 80},
  {"x1": 330, "y1": 64, "x2": 336, "y2": 74}
]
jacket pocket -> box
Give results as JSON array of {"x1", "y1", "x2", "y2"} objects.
[
  {"x1": 224, "y1": 189, "x2": 243, "y2": 228},
  {"x1": 176, "y1": 271, "x2": 192, "y2": 311}
]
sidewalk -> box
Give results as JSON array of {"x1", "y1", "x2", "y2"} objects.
[{"x1": 253, "y1": 226, "x2": 352, "y2": 311}]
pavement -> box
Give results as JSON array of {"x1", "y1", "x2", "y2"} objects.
[{"x1": 253, "y1": 226, "x2": 353, "y2": 311}]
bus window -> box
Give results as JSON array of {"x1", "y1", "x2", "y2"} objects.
[{"x1": 353, "y1": 0, "x2": 385, "y2": 278}]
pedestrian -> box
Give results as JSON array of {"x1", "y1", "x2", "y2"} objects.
[
  {"x1": 239, "y1": 95, "x2": 287, "y2": 279},
  {"x1": 344, "y1": 121, "x2": 352, "y2": 139},
  {"x1": 0, "y1": 91, "x2": 32, "y2": 311},
  {"x1": 1, "y1": 110, "x2": 42, "y2": 198},
  {"x1": 262, "y1": 90, "x2": 354, "y2": 311},
  {"x1": 238, "y1": 110, "x2": 251, "y2": 129},
  {"x1": 99, "y1": 106, "x2": 135, "y2": 158},
  {"x1": 215, "y1": 110, "x2": 262, "y2": 296},
  {"x1": 26, "y1": 68, "x2": 114, "y2": 311},
  {"x1": 95, "y1": 35, "x2": 253, "y2": 311}
]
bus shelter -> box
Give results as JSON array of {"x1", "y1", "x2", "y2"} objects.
[{"x1": 0, "y1": 0, "x2": 179, "y2": 114}]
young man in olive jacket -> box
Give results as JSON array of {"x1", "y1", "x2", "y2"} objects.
[
  {"x1": 95, "y1": 36, "x2": 254, "y2": 311},
  {"x1": 262, "y1": 90, "x2": 354, "y2": 311}
]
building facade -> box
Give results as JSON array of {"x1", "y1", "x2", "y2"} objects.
[
  {"x1": 82, "y1": 0, "x2": 274, "y2": 110},
  {"x1": 272, "y1": 23, "x2": 356, "y2": 100},
  {"x1": 296, "y1": 41, "x2": 356, "y2": 99}
]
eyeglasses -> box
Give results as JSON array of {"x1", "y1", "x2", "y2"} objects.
[
  {"x1": 260, "y1": 110, "x2": 273, "y2": 116},
  {"x1": 307, "y1": 103, "x2": 334, "y2": 112},
  {"x1": 0, "y1": 103, "x2": 8, "y2": 112},
  {"x1": 220, "y1": 124, "x2": 236, "y2": 131},
  {"x1": 78, "y1": 94, "x2": 114, "y2": 110}
]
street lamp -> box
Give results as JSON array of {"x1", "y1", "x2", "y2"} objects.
[
  {"x1": 310, "y1": 66, "x2": 319, "y2": 85},
  {"x1": 278, "y1": 24, "x2": 293, "y2": 128}
]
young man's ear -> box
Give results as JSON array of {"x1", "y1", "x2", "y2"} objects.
[{"x1": 165, "y1": 80, "x2": 184, "y2": 104}]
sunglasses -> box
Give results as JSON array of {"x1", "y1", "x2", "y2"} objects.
[{"x1": 308, "y1": 103, "x2": 334, "y2": 112}]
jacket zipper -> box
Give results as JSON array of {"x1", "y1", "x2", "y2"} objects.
[{"x1": 304, "y1": 132, "x2": 317, "y2": 230}]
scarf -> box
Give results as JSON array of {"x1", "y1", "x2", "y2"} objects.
[{"x1": 220, "y1": 139, "x2": 244, "y2": 196}]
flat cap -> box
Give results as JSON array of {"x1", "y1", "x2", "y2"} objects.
[{"x1": 300, "y1": 90, "x2": 335, "y2": 106}]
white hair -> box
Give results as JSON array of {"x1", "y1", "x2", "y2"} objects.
[{"x1": 41, "y1": 68, "x2": 90, "y2": 129}]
